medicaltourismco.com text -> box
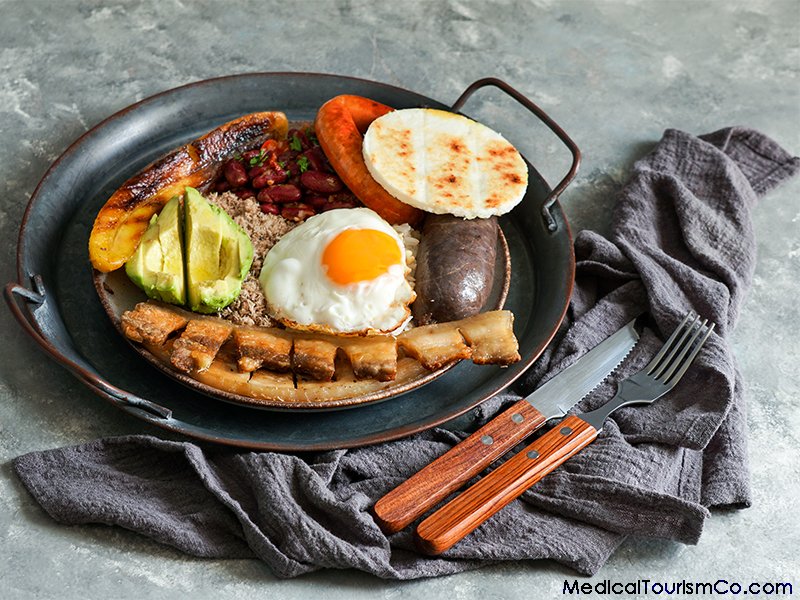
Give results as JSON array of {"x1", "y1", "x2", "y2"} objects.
[{"x1": 563, "y1": 579, "x2": 793, "y2": 596}]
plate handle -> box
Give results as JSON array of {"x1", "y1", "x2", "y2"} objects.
[
  {"x1": 4, "y1": 278, "x2": 173, "y2": 420},
  {"x1": 451, "y1": 77, "x2": 581, "y2": 232}
]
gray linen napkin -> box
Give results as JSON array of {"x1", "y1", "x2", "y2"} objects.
[{"x1": 14, "y1": 127, "x2": 799, "y2": 579}]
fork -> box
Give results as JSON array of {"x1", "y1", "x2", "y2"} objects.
[{"x1": 415, "y1": 312, "x2": 715, "y2": 555}]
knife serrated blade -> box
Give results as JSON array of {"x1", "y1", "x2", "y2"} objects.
[
  {"x1": 373, "y1": 317, "x2": 640, "y2": 535},
  {"x1": 524, "y1": 318, "x2": 640, "y2": 421}
]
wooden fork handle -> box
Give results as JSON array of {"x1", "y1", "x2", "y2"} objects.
[
  {"x1": 414, "y1": 415, "x2": 598, "y2": 555},
  {"x1": 372, "y1": 400, "x2": 547, "y2": 534}
]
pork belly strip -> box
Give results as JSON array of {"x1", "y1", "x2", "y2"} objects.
[
  {"x1": 170, "y1": 317, "x2": 234, "y2": 373},
  {"x1": 233, "y1": 326, "x2": 293, "y2": 373},
  {"x1": 120, "y1": 301, "x2": 189, "y2": 345},
  {"x1": 120, "y1": 302, "x2": 519, "y2": 386}
]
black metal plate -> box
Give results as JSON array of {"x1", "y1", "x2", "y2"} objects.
[{"x1": 13, "y1": 73, "x2": 574, "y2": 450}]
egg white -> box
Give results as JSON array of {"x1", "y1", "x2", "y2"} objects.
[{"x1": 258, "y1": 208, "x2": 416, "y2": 335}]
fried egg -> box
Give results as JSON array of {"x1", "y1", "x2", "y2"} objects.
[{"x1": 258, "y1": 208, "x2": 415, "y2": 335}]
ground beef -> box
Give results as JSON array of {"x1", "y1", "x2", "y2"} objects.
[
  {"x1": 207, "y1": 191, "x2": 295, "y2": 326},
  {"x1": 207, "y1": 191, "x2": 418, "y2": 330}
]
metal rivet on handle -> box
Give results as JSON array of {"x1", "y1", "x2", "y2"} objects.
[
  {"x1": 560, "y1": 426, "x2": 573, "y2": 436},
  {"x1": 481, "y1": 435, "x2": 493, "y2": 445},
  {"x1": 511, "y1": 413, "x2": 524, "y2": 423},
  {"x1": 527, "y1": 450, "x2": 540, "y2": 459}
]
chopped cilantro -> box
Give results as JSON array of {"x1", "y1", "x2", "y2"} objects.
[
  {"x1": 248, "y1": 149, "x2": 268, "y2": 166},
  {"x1": 308, "y1": 132, "x2": 319, "y2": 146},
  {"x1": 297, "y1": 156, "x2": 310, "y2": 173},
  {"x1": 289, "y1": 134, "x2": 303, "y2": 152}
]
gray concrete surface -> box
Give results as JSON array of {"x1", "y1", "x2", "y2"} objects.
[{"x1": 2, "y1": 1, "x2": 798, "y2": 598}]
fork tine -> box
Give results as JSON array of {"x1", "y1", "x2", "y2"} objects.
[
  {"x1": 663, "y1": 322, "x2": 715, "y2": 387},
  {"x1": 658, "y1": 318, "x2": 708, "y2": 382},
  {"x1": 646, "y1": 313, "x2": 696, "y2": 375}
]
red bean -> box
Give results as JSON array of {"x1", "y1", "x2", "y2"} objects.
[
  {"x1": 300, "y1": 171, "x2": 343, "y2": 194},
  {"x1": 329, "y1": 192, "x2": 359, "y2": 204},
  {"x1": 306, "y1": 195, "x2": 329, "y2": 210},
  {"x1": 281, "y1": 203, "x2": 315, "y2": 222},
  {"x1": 284, "y1": 161, "x2": 301, "y2": 178},
  {"x1": 322, "y1": 199, "x2": 359, "y2": 212},
  {"x1": 224, "y1": 160, "x2": 248, "y2": 187},
  {"x1": 288, "y1": 128, "x2": 311, "y2": 151},
  {"x1": 253, "y1": 167, "x2": 288, "y2": 189},
  {"x1": 248, "y1": 165, "x2": 267, "y2": 180},
  {"x1": 256, "y1": 185, "x2": 291, "y2": 203},
  {"x1": 214, "y1": 180, "x2": 231, "y2": 193},
  {"x1": 241, "y1": 149, "x2": 260, "y2": 161},
  {"x1": 301, "y1": 147, "x2": 327, "y2": 172},
  {"x1": 260, "y1": 203, "x2": 280, "y2": 215},
  {"x1": 260, "y1": 184, "x2": 302, "y2": 204},
  {"x1": 234, "y1": 187, "x2": 256, "y2": 200}
]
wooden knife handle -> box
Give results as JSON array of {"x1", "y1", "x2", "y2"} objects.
[
  {"x1": 372, "y1": 401, "x2": 547, "y2": 534},
  {"x1": 414, "y1": 414, "x2": 598, "y2": 554}
]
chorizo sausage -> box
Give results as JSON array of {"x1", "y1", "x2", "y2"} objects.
[{"x1": 314, "y1": 95, "x2": 423, "y2": 225}]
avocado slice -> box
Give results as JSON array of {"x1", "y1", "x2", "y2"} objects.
[
  {"x1": 184, "y1": 187, "x2": 253, "y2": 313},
  {"x1": 125, "y1": 195, "x2": 186, "y2": 305}
]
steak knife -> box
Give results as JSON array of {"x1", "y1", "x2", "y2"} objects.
[
  {"x1": 372, "y1": 318, "x2": 640, "y2": 534},
  {"x1": 414, "y1": 313, "x2": 713, "y2": 555}
]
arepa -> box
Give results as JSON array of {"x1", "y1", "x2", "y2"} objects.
[{"x1": 362, "y1": 108, "x2": 528, "y2": 219}]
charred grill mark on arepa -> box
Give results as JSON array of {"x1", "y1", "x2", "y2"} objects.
[{"x1": 362, "y1": 108, "x2": 527, "y2": 218}]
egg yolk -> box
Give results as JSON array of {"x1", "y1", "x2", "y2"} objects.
[{"x1": 322, "y1": 228, "x2": 403, "y2": 285}]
